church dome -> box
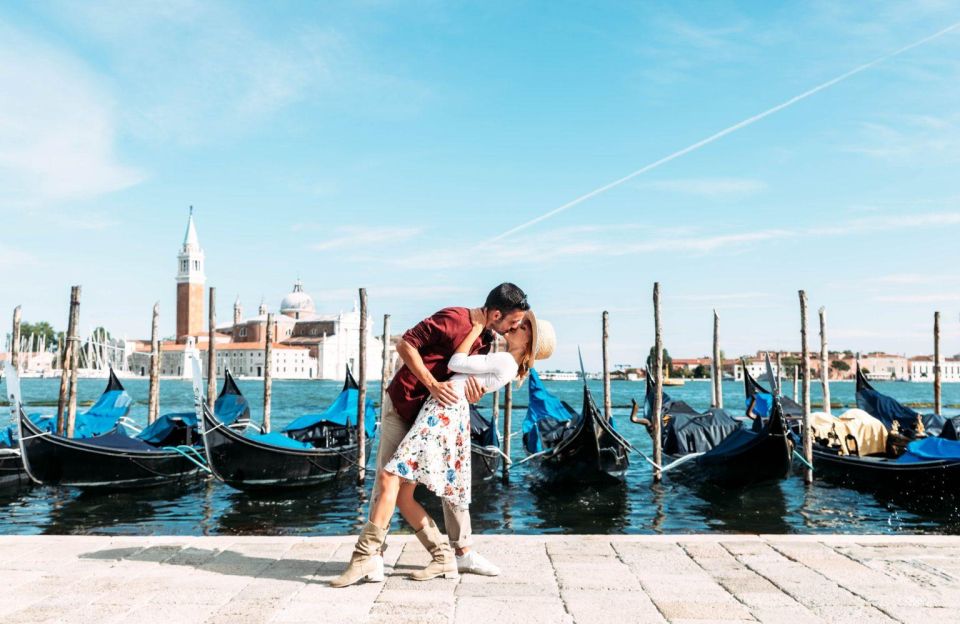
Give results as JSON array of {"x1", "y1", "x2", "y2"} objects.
[{"x1": 280, "y1": 280, "x2": 315, "y2": 318}]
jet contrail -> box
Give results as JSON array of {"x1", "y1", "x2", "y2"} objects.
[{"x1": 487, "y1": 21, "x2": 960, "y2": 243}]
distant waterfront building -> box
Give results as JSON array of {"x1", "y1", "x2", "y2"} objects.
[
  {"x1": 909, "y1": 356, "x2": 960, "y2": 383},
  {"x1": 130, "y1": 209, "x2": 388, "y2": 380},
  {"x1": 859, "y1": 353, "x2": 909, "y2": 381},
  {"x1": 222, "y1": 280, "x2": 384, "y2": 380}
]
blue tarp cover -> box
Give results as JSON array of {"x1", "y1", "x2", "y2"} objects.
[
  {"x1": 136, "y1": 412, "x2": 197, "y2": 445},
  {"x1": 747, "y1": 392, "x2": 774, "y2": 418},
  {"x1": 74, "y1": 386, "x2": 132, "y2": 438},
  {"x1": 523, "y1": 369, "x2": 576, "y2": 454},
  {"x1": 897, "y1": 437, "x2": 960, "y2": 463},
  {"x1": 0, "y1": 425, "x2": 14, "y2": 447},
  {"x1": 245, "y1": 431, "x2": 314, "y2": 450},
  {"x1": 856, "y1": 379, "x2": 921, "y2": 433},
  {"x1": 215, "y1": 393, "x2": 250, "y2": 427},
  {"x1": 283, "y1": 383, "x2": 377, "y2": 438}
]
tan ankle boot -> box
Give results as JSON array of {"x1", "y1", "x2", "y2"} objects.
[
  {"x1": 410, "y1": 518, "x2": 459, "y2": 581},
  {"x1": 330, "y1": 521, "x2": 388, "y2": 588}
]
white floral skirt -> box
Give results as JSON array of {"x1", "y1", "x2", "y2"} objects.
[{"x1": 383, "y1": 396, "x2": 471, "y2": 509}]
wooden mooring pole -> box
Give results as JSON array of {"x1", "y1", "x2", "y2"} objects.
[
  {"x1": 793, "y1": 365, "x2": 799, "y2": 402},
  {"x1": 207, "y1": 288, "x2": 216, "y2": 413},
  {"x1": 819, "y1": 306, "x2": 830, "y2": 414},
  {"x1": 934, "y1": 311, "x2": 942, "y2": 415},
  {"x1": 602, "y1": 311, "x2": 612, "y2": 421},
  {"x1": 11, "y1": 306, "x2": 21, "y2": 372},
  {"x1": 379, "y1": 314, "x2": 390, "y2": 423},
  {"x1": 56, "y1": 289, "x2": 77, "y2": 434},
  {"x1": 799, "y1": 290, "x2": 812, "y2": 485},
  {"x1": 652, "y1": 282, "x2": 664, "y2": 483},
  {"x1": 712, "y1": 309, "x2": 722, "y2": 409},
  {"x1": 148, "y1": 302, "x2": 160, "y2": 423},
  {"x1": 502, "y1": 380, "x2": 512, "y2": 480},
  {"x1": 492, "y1": 340, "x2": 500, "y2": 445},
  {"x1": 65, "y1": 286, "x2": 81, "y2": 438},
  {"x1": 776, "y1": 352, "x2": 783, "y2": 389},
  {"x1": 263, "y1": 313, "x2": 274, "y2": 433},
  {"x1": 357, "y1": 288, "x2": 368, "y2": 484}
]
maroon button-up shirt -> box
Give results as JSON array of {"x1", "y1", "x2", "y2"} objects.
[{"x1": 387, "y1": 307, "x2": 492, "y2": 423}]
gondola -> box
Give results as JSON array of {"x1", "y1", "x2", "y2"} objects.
[
  {"x1": 522, "y1": 368, "x2": 629, "y2": 482},
  {"x1": 641, "y1": 371, "x2": 793, "y2": 487},
  {"x1": 196, "y1": 364, "x2": 376, "y2": 491},
  {"x1": 808, "y1": 366, "x2": 960, "y2": 507},
  {"x1": 469, "y1": 405, "x2": 502, "y2": 483},
  {"x1": 13, "y1": 363, "x2": 249, "y2": 490}
]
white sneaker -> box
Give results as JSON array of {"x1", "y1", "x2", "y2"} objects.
[{"x1": 456, "y1": 550, "x2": 501, "y2": 576}]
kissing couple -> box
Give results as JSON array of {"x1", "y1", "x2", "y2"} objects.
[{"x1": 332, "y1": 282, "x2": 555, "y2": 586}]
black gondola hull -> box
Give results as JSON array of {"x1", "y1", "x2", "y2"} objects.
[
  {"x1": 18, "y1": 413, "x2": 200, "y2": 489},
  {"x1": 538, "y1": 398, "x2": 630, "y2": 483},
  {"x1": 687, "y1": 432, "x2": 793, "y2": 487},
  {"x1": 202, "y1": 408, "x2": 369, "y2": 491},
  {"x1": 0, "y1": 449, "x2": 29, "y2": 492},
  {"x1": 812, "y1": 446, "x2": 960, "y2": 508},
  {"x1": 471, "y1": 444, "x2": 502, "y2": 483}
]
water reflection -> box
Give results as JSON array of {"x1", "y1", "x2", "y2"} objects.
[
  {"x1": 525, "y1": 475, "x2": 629, "y2": 534},
  {"x1": 692, "y1": 481, "x2": 790, "y2": 534}
]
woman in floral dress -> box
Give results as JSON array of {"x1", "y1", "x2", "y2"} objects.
[{"x1": 331, "y1": 310, "x2": 554, "y2": 586}]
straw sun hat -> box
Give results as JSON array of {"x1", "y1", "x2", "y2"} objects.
[{"x1": 527, "y1": 310, "x2": 556, "y2": 362}]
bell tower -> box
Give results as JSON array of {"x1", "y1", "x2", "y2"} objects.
[{"x1": 176, "y1": 207, "x2": 206, "y2": 342}]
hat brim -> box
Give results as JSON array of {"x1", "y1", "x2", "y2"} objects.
[{"x1": 527, "y1": 309, "x2": 541, "y2": 363}]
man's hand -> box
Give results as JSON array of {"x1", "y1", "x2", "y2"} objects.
[
  {"x1": 464, "y1": 376, "x2": 487, "y2": 404},
  {"x1": 428, "y1": 380, "x2": 460, "y2": 406}
]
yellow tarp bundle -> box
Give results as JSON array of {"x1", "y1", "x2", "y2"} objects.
[{"x1": 811, "y1": 409, "x2": 887, "y2": 456}]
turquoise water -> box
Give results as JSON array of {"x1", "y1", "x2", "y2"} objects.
[{"x1": 1, "y1": 376, "x2": 959, "y2": 535}]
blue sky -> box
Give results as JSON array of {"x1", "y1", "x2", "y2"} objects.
[{"x1": 2, "y1": 1, "x2": 960, "y2": 370}]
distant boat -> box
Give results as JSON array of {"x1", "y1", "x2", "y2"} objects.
[{"x1": 538, "y1": 371, "x2": 579, "y2": 382}]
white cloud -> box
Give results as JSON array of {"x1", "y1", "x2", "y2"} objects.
[
  {"x1": 640, "y1": 177, "x2": 767, "y2": 198},
  {"x1": 311, "y1": 226, "x2": 423, "y2": 251},
  {"x1": 866, "y1": 272, "x2": 960, "y2": 286},
  {"x1": 0, "y1": 24, "x2": 144, "y2": 204},
  {"x1": 43, "y1": 1, "x2": 429, "y2": 145},
  {"x1": 844, "y1": 114, "x2": 960, "y2": 165},
  {"x1": 873, "y1": 294, "x2": 960, "y2": 304},
  {"x1": 0, "y1": 244, "x2": 40, "y2": 267}
]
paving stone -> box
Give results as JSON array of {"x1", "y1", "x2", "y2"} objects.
[{"x1": 4, "y1": 535, "x2": 960, "y2": 623}]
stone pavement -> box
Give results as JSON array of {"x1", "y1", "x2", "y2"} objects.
[{"x1": 1, "y1": 535, "x2": 959, "y2": 624}]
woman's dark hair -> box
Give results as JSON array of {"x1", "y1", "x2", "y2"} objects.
[{"x1": 484, "y1": 283, "x2": 530, "y2": 314}]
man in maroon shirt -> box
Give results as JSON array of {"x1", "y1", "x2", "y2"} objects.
[{"x1": 375, "y1": 283, "x2": 529, "y2": 577}]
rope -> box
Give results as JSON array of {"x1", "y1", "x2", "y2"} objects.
[
  {"x1": 160, "y1": 445, "x2": 212, "y2": 474},
  {"x1": 476, "y1": 445, "x2": 513, "y2": 465},
  {"x1": 19, "y1": 431, "x2": 52, "y2": 441},
  {"x1": 793, "y1": 450, "x2": 814, "y2": 472},
  {"x1": 515, "y1": 449, "x2": 549, "y2": 466},
  {"x1": 625, "y1": 444, "x2": 704, "y2": 473}
]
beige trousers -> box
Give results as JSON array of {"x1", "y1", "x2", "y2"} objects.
[{"x1": 370, "y1": 394, "x2": 472, "y2": 549}]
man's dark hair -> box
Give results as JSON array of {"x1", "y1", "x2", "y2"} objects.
[{"x1": 484, "y1": 283, "x2": 530, "y2": 314}]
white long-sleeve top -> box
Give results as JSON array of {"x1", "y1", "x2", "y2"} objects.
[{"x1": 447, "y1": 352, "x2": 518, "y2": 397}]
